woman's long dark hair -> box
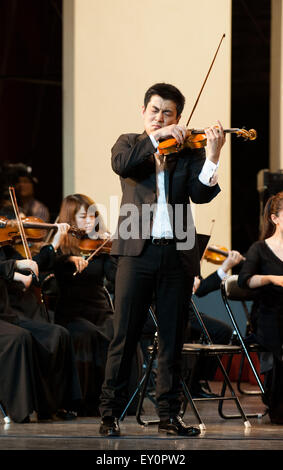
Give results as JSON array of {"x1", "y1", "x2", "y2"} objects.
[{"x1": 260, "y1": 191, "x2": 283, "y2": 240}]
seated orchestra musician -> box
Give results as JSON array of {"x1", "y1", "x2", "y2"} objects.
[
  {"x1": 52, "y1": 193, "x2": 142, "y2": 417},
  {"x1": 238, "y1": 191, "x2": 283, "y2": 424},
  {"x1": 0, "y1": 218, "x2": 82, "y2": 423}
]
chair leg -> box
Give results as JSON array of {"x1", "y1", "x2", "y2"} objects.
[
  {"x1": 135, "y1": 336, "x2": 159, "y2": 426},
  {"x1": 119, "y1": 372, "x2": 147, "y2": 422},
  {"x1": 119, "y1": 335, "x2": 158, "y2": 422},
  {"x1": 190, "y1": 300, "x2": 251, "y2": 427},
  {"x1": 134, "y1": 338, "x2": 206, "y2": 428},
  {"x1": 207, "y1": 354, "x2": 251, "y2": 427},
  {"x1": 237, "y1": 353, "x2": 261, "y2": 396},
  {"x1": 217, "y1": 355, "x2": 267, "y2": 420},
  {"x1": 220, "y1": 284, "x2": 265, "y2": 395},
  {"x1": 179, "y1": 376, "x2": 206, "y2": 430},
  {"x1": 0, "y1": 403, "x2": 11, "y2": 424}
]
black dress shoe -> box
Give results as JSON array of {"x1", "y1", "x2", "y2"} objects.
[
  {"x1": 99, "y1": 416, "x2": 120, "y2": 436},
  {"x1": 158, "y1": 416, "x2": 200, "y2": 436}
]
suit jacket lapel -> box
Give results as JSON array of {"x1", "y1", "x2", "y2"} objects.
[{"x1": 137, "y1": 131, "x2": 155, "y2": 166}]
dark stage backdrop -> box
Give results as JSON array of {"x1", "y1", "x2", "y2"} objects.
[
  {"x1": 0, "y1": 0, "x2": 62, "y2": 222},
  {"x1": 231, "y1": 0, "x2": 270, "y2": 255}
]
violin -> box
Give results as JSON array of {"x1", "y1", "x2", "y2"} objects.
[
  {"x1": 0, "y1": 215, "x2": 85, "y2": 246},
  {"x1": 158, "y1": 127, "x2": 257, "y2": 156},
  {"x1": 79, "y1": 237, "x2": 112, "y2": 255},
  {"x1": 203, "y1": 245, "x2": 229, "y2": 265},
  {"x1": 72, "y1": 235, "x2": 113, "y2": 277},
  {"x1": 157, "y1": 34, "x2": 256, "y2": 158}
]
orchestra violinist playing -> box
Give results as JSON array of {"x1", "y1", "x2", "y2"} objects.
[
  {"x1": 53, "y1": 194, "x2": 141, "y2": 416},
  {"x1": 238, "y1": 192, "x2": 283, "y2": 424},
  {"x1": 0, "y1": 216, "x2": 82, "y2": 422}
]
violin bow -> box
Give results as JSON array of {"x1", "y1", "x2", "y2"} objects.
[
  {"x1": 73, "y1": 233, "x2": 114, "y2": 277},
  {"x1": 9, "y1": 186, "x2": 51, "y2": 320},
  {"x1": 200, "y1": 219, "x2": 215, "y2": 266},
  {"x1": 186, "y1": 33, "x2": 226, "y2": 127},
  {"x1": 85, "y1": 235, "x2": 113, "y2": 262},
  {"x1": 44, "y1": 215, "x2": 59, "y2": 243},
  {"x1": 9, "y1": 186, "x2": 32, "y2": 260}
]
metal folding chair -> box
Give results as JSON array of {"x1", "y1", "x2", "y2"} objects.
[
  {"x1": 222, "y1": 275, "x2": 262, "y2": 395},
  {"x1": 220, "y1": 274, "x2": 267, "y2": 419},
  {"x1": 123, "y1": 302, "x2": 252, "y2": 430}
]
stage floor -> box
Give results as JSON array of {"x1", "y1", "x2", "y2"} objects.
[{"x1": 1, "y1": 383, "x2": 283, "y2": 457}]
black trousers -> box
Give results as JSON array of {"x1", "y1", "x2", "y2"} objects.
[{"x1": 99, "y1": 241, "x2": 194, "y2": 419}]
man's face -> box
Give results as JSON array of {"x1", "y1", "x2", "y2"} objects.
[{"x1": 142, "y1": 95, "x2": 180, "y2": 135}]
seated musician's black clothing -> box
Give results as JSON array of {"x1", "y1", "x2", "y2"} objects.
[{"x1": 0, "y1": 248, "x2": 82, "y2": 422}]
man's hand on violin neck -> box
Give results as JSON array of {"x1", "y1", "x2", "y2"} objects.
[
  {"x1": 151, "y1": 124, "x2": 187, "y2": 145},
  {"x1": 205, "y1": 121, "x2": 226, "y2": 164}
]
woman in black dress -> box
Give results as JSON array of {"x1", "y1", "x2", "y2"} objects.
[
  {"x1": 54, "y1": 194, "x2": 117, "y2": 416},
  {"x1": 0, "y1": 224, "x2": 82, "y2": 422},
  {"x1": 238, "y1": 191, "x2": 283, "y2": 423},
  {"x1": 0, "y1": 259, "x2": 37, "y2": 423}
]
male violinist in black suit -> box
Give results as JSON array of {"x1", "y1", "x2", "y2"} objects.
[{"x1": 99, "y1": 83, "x2": 226, "y2": 436}]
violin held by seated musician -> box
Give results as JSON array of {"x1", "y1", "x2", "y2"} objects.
[
  {"x1": 0, "y1": 215, "x2": 85, "y2": 246},
  {"x1": 203, "y1": 244, "x2": 229, "y2": 265},
  {"x1": 78, "y1": 236, "x2": 112, "y2": 256},
  {"x1": 202, "y1": 244, "x2": 245, "y2": 266}
]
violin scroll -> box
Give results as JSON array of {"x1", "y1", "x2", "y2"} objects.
[{"x1": 235, "y1": 128, "x2": 257, "y2": 141}]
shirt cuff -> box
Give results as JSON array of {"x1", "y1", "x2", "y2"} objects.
[
  {"x1": 217, "y1": 267, "x2": 228, "y2": 280},
  {"x1": 198, "y1": 158, "x2": 219, "y2": 186},
  {"x1": 149, "y1": 134, "x2": 159, "y2": 149}
]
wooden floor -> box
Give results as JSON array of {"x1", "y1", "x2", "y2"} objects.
[{"x1": 1, "y1": 382, "x2": 283, "y2": 462}]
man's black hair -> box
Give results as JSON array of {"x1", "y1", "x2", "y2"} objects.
[{"x1": 144, "y1": 83, "x2": 185, "y2": 117}]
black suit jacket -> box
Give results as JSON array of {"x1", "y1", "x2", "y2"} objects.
[{"x1": 111, "y1": 132, "x2": 221, "y2": 277}]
